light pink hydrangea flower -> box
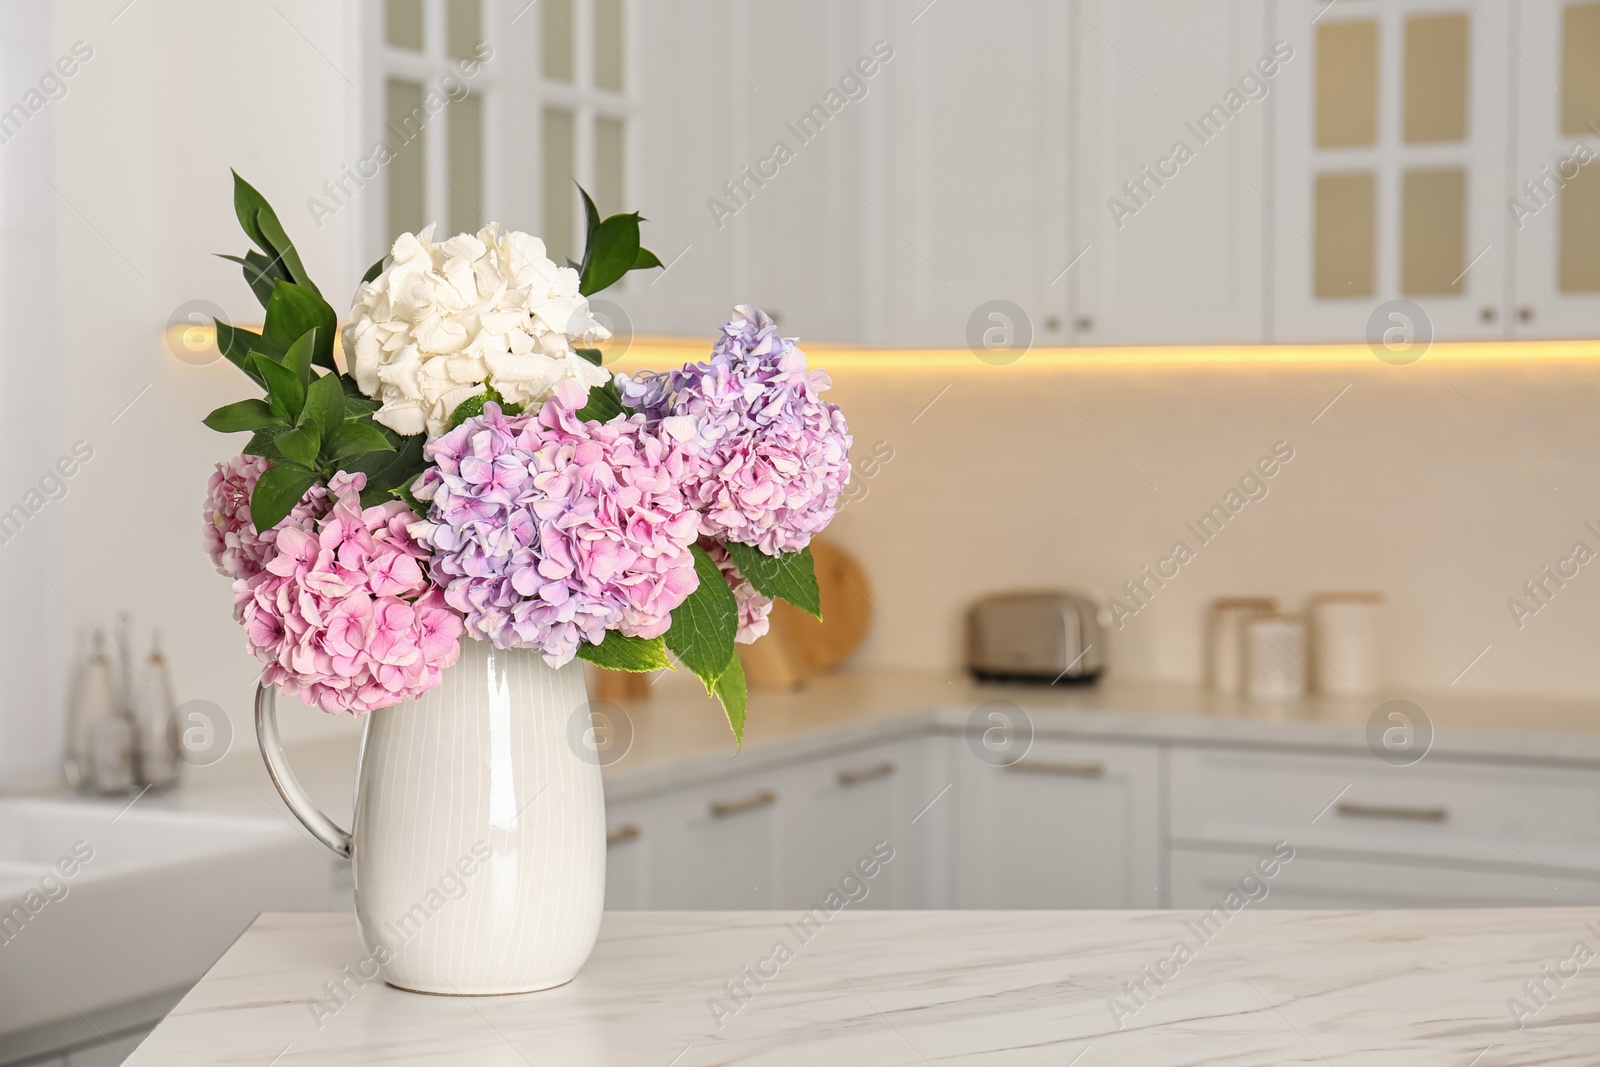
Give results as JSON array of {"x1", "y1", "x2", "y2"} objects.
[
  {"x1": 204, "y1": 455, "x2": 333, "y2": 583},
  {"x1": 233, "y1": 472, "x2": 463, "y2": 715},
  {"x1": 410, "y1": 382, "x2": 704, "y2": 667},
  {"x1": 704, "y1": 541, "x2": 772, "y2": 644},
  {"x1": 617, "y1": 305, "x2": 851, "y2": 556}
]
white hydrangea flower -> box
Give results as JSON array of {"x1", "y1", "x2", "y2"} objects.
[{"x1": 342, "y1": 223, "x2": 610, "y2": 437}]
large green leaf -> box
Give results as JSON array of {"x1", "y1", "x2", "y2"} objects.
[
  {"x1": 274, "y1": 424, "x2": 320, "y2": 468},
  {"x1": 664, "y1": 545, "x2": 738, "y2": 694},
  {"x1": 328, "y1": 421, "x2": 394, "y2": 461},
  {"x1": 579, "y1": 212, "x2": 642, "y2": 296},
  {"x1": 250, "y1": 462, "x2": 317, "y2": 532},
  {"x1": 575, "y1": 632, "x2": 671, "y2": 673},
  {"x1": 203, "y1": 398, "x2": 281, "y2": 434},
  {"x1": 281, "y1": 329, "x2": 317, "y2": 384},
  {"x1": 302, "y1": 373, "x2": 345, "y2": 437},
  {"x1": 250, "y1": 352, "x2": 305, "y2": 420},
  {"x1": 263, "y1": 282, "x2": 336, "y2": 371},
  {"x1": 243, "y1": 423, "x2": 289, "y2": 462},
  {"x1": 215, "y1": 319, "x2": 268, "y2": 385},
  {"x1": 574, "y1": 379, "x2": 624, "y2": 423},
  {"x1": 632, "y1": 246, "x2": 663, "y2": 271},
  {"x1": 232, "y1": 171, "x2": 318, "y2": 294},
  {"x1": 723, "y1": 542, "x2": 821, "y2": 619},
  {"x1": 712, "y1": 653, "x2": 748, "y2": 747},
  {"x1": 216, "y1": 251, "x2": 287, "y2": 310},
  {"x1": 447, "y1": 386, "x2": 522, "y2": 430},
  {"x1": 361, "y1": 255, "x2": 386, "y2": 285},
  {"x1": 578, "y1": 184, "x2": 601, "y2": 277}
]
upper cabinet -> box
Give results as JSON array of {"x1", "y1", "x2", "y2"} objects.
[
  {"x1": 1271, "y1": 0, "x2": 1511, "y2": 342},
  {"x1": 1073, "y1": 0, "x2": 1271, "y2": 345},
  {"x1": 1511, "y1": 1, "x2": 1600, "y2": 337}
]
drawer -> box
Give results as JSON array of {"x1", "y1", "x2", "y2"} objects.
[
  {"x1": 1171, "y1": 846, "x2": 1600, "y2": 908},
  {"x1": 1170, "y1": 747, "x2": 1600, "y2": 874}
]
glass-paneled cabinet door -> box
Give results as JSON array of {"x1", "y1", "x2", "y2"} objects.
[
  {"x1": 1270, "y1": 0, "x2": 1511, "y2": 343},
  {"x1": 1511, "y1": 2, "x2": 1600, "y2": 338}
]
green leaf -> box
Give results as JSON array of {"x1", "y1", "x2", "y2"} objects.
[
  {"x1": 262, "y1": 281, "x2": 337, "y2": 371},
  {"x1": 203, "y1": 398, "x2": 281, "y2": 434},
  {"x1": 281, "y1": 329, "x2": 317, "y2": 384},
  {"x1": 346, "y1": 431, "x2": 426, "y2": 496},
  {"x1": 275, "y1": 424, "x2": 320, "y2": 468},
  {"x1": 576, "y1": 632, "x2": 672, "y2": 673},
  {"x1": 361, "y1": 255, "x2": 386, "y2": 285},
  {"x1": 713, "y1": 653, "x2": 748, "y2": 748},
  {"x1": 664, "y1": 545, "x2": 738, "y2": 695},
  {"x1": 578, "y1": 184, "x2": 601, "y2": 277},
  {"x1": 302, "y1": 372, "x2": 345, "y2": 436},
  {"x1": 252, "y1": 353, "x2": 305, "y2": 419},
  {"x1": 250, "y1": 462, "x2": 317, "y2": 532},
  {"x1": 574, "y1": 379, "x2": 624, "y2": 423},
  {"x1": 216, "y1": 320, "x2": 268, "y2": 385},
  {"x1": 216, "y1": 250, "x2": 287, "y2": 309},
  {"x1": 327, "y1": 421, "x2": 394, "y2": 461},
  {"x1": 232, "y1": 170, "x2": 317, "y2": 293},
  {"x1": 447, "y1": 386, "x2": 523, "y2": 430},
  {"x1": 385, "y1": 481, "x2": 426, "y2": 517},
  {"x1": 723, "y1": 542, "x2": 822, "y2": 619},
  {"x1": 243, "y1": 424, "x2": 289, "y2": 461},
  {"x1": 632, "y1": 246, "x2": 663, "y2": 271},
  {"x1": 575, "y1": 347, "x2": 604, "y2": 367},
  {"x1": 580, "y1": 212, "x2": 642, "y2": 296}
]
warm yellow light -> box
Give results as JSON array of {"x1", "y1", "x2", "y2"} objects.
[{"x1": 167, "y1": 325, "x2": 1600, "y2": 375}]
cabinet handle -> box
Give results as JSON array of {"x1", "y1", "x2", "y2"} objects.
[
  {"x1": 1519, "y1": 306, "x2": 1535, "y2": 323},
  {"x1": 837, "y1": 761, "x2": 896, "y2": 787},
  {"x1": 1336, "y1": 802, "x2": 1448, "y2": 823},
  {"x1": 1006, "y1": 759, "x2": 1106, "y2": 778},
  {"x1": 709, "y1": 789, "x2": 777, "y2": 818},
  {"x1": 1076, "y1": 315, "x2": 1094, "y2": 332},
  {"x1": 606, "y1": 824, "x2": 641, "y2": 846}
]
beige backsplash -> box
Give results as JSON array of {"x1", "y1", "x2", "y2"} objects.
[{"x1": 821, "y1": 355, "x2": 1600, "y2": 699}]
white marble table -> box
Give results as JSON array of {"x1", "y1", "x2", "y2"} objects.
[{"x1": 129, "y1": 909, "x2": 1598, "y2": 1065}]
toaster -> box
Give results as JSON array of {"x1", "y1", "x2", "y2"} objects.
[{"x1": 966, "y1": 591, "x2": 1106, "y2": 684}]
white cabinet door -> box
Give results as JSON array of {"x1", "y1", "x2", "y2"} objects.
[
  {"x1": 957, "y1": 737, "x2": 1162, "y2": 908},
  {"x1": 602, "y1": 798, "x2": 654, "y2": 910},
  {"x1": 1509, "y1": 1, "x2": 1600, "y2": 336},
  {"x1": 1073, "y1": 0, "x2": 1271, "y2": 345},
  {"x1": 645, "y1": 770, "x2": 786, "y2": 909},
  {"x1": 1271, "y1": 0, "x2": 1512, "y2": 342},
  {"x1": 868, "y1": 0, "x2": 1071, "y2": 349},
  {"x1": 778, "y1": 738, "x2": 929, "y2": 910},
  {"x1": 1171, "y1": 847, "x2": 1600, "y2": 908}
]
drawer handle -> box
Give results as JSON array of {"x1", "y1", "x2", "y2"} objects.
[
  {"x1": 710, "y1": 789, "x2": 777, "y2": 818},
  {"x1": 837, "y1": 761, "x2": 896, "y2": 787},
  {"x1": 1006, "y1": 759, "x2": 1106, "y2": 778},
  {"x1": 606, "y1": 824, "x2": 641, "y2": 847},
  {"x1": 1336, "y1": 802, "x2": 1448, "y2": 823}
]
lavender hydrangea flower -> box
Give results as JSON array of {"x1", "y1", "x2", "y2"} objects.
[
  {"x1": 409, "y1": 382, "x2": 704, "y2": 667},
  {"x1": 617, "y1": 305, "x2": 851, "y2": 556}
]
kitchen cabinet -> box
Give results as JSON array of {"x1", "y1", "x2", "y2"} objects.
[
  {"x1": 1270, "y1": 0, "x2": 1512, "y2": 342},
  {"x1": 1171, "y1": 846, "x2": 1600, "y2": 908},
  {"x1": 601, "y1": 798, "x2": 653, "y2": 910},
  {"x1": 640, "y1": 768, "x2": 786, "y2": 909},
  {"x1": 1072, "y1": 0, "x2": 1271, "y2": 345},
  {"x1": 778, "y1": 737, "x2": 928, "y2": 909},
  {"x1": 955, "y1": 736, "x2": 1163, "y2": 908},
  {"x1": 1509, "y1": 1, "x2": 1600, "y2": 337}
]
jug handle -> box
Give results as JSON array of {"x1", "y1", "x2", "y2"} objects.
[{"x1": 255, "y1": 683, "x2": 353, "y2": 859}]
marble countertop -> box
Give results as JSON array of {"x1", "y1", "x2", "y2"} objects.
[{"x1": 130, "y1": 908, "x2": 1599, "y2": 1065}]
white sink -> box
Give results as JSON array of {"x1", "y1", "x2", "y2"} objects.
[{"x1": 0, "y1": 797, "x2": 330, "y2": 1048}]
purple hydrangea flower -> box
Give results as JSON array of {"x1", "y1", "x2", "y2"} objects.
[
  {"x1": 409, "y1": 382, "x2": 704, "y2": 667},
  {"x1": 617, "y1": 305, "x2": 851, "y2": 556}
]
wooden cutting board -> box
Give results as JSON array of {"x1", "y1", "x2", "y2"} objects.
[{"x1": 742, "y1": 537, "x2": 871, "y2": 689}]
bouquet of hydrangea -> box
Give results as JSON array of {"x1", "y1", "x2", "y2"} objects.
[{"x1": 200, "y1": 173, "x2": 850, "y2": 742}]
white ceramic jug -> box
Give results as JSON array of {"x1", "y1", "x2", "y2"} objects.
[{"x1": 256, "y1": 638, "x2": 605, "y2": 995}]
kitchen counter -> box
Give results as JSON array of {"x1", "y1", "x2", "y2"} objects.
[{"x1": 129, "y1": 908, "x2": 1598, "y2": 1065}]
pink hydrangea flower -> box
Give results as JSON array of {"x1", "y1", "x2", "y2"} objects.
[
  {"x1": 232, "y1": 472, "x2": 463, "y2": 715},
  {"x1": 617, "y1": 305, "x2": 851, "y2": 556},
  {"x1": 704, "y1": 541, "x2": 772, "y2": 644},
  {"x1": 410, "y1": 383, "x2": 704, "y2": 667},
  {"x1": 203, "y1": 454, "x2": 330, "y2": 582}
]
